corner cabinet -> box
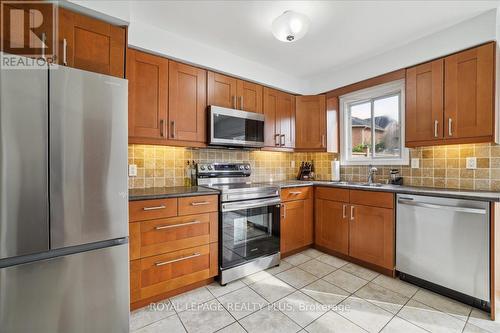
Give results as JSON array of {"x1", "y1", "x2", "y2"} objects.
[
  {"x1": 406, "y1": 42, "x2": 495, "y2": 147},
  {"x1": 280, "y1": 187, "x2": 313, "y2": 256},
  {"x1": 58, "y1": 7, "x2": 126, "y2": 78},
  {"x1": 295, "y1": 95, "x2": 326, "y2": 151},
  {"x1": 208, "y1": 72, "x2": 263, "y2": 113},
  {"x1": 263, "y1": 88, "x2": 295, "y2": 149}
]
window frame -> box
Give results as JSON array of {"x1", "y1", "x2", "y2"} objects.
[{"x1": 339, "y1": 79, "x2": 409, "y2": 166}]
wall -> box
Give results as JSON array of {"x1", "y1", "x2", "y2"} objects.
[{"x1": 129, "y1": 143, "x2": 500, "y2": 192}]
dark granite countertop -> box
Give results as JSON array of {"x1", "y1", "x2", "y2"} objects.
[
  {"x1": 129, "y1": 186, "x2": 219, "y2": 201},
  {"x1": 259, "y1": 180, "x2": 500, "y2": 202}
]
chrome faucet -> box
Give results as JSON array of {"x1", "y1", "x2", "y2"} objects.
[{"x1": 368, "y1": 165, "x2": 378, "y2": 184}]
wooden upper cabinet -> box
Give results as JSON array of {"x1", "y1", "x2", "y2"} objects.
[
  {"x1": 58, "y1": 8, "x2": 125, "y2": 77},
  {"x1": 406, "y1": 59, "x2": 444, "y2": 145},
  {"x1": 444, "y1": 42, "x2": 494, "y2": 141},
  {"x1": 127, "y1": 48, "x2": 168, "y2": 140},
  {"x1": 208, "y1": 72, "x2": 238, "y2": 109},
  {"x1": 237, "y1": 80, "x2": 263, "y2": 113},
  {"x1": 315, "y1": 198, "x2": 349, "y2": 255},
  {"x1": 295, "y1": 95, "x2": 326, "y2": 151},
  {"x1": 263, "y1": 88, "x2": 295, "y2": 148},
  {"x1": 278, "y1": 92, "x2": 295, "y2": 148},
  {"x1": 263, "y1": 88, "x2": 279, "y2": 147},
  {"x1": 168, "y1": 61, "x2": 207, "y2": 142},
  {"x1": 349, "y1": 204, "x2": 394, "y2": 270}
]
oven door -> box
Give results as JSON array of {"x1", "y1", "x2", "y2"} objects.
[
  {"x1": 220, "y1": 198, "x2": 280, "y2": 269},
  {"x1": 209, "y1": 106, "x2": 265, "y2": 148}
]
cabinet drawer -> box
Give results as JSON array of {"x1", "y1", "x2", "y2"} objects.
[
  {"x1": 139, "y1": 213, "x2": 218, "y2": 258},
  {"x1": 349, "y1": 190, "x2": 394, "y2": 209},
  {"x1": 281, "y1": 186, "x2": 312, "y2": 202},
  {"x1": 315, "y1": 187, "x2": 349, "y2": 202},
  {"x1": 129, "y1": 198, "x2": 177, "y2": 222},
  {"x1": 138, "y1": 244, "x2": 217, "y2": 299},
  {"x1": 178, "y1": 195, "x2": 218, "y2": 216},
  {"x1": 130, "y1": 260, "x2": 141, "y2": 303}
]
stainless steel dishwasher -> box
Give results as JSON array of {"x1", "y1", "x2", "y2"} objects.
[{"x1": 396, "y1": 194, "x2": 490, "y2": 310}]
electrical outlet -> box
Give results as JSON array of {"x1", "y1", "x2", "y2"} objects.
[
  {"x1": 466, "y1": 157, "x2": 477, "y2": 169},
  {"x1": 411, "y1": 158, "x2": 420, "y2": 169},
  {"x1": 291, "y1": 160, "x2": 295, "y2": 168},
  {"x1": 128, "y1": 164, "x2": 138, "y2": 177}
]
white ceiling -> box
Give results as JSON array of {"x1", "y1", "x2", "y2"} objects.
[{"x1": 131, "y1": 0, "x2": 499, "y2": 80}]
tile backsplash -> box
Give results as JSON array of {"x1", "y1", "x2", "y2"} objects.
[{"x1": 128, "y1": 143, "x2": 500, "y2": 191}]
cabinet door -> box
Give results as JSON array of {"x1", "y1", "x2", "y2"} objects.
[
  {"x1": 295, "y1": 95, "x2": 326, "y2": 150},
  {"x1": 315, "y1": 199, "x2": 348, "y2": 255},
  {"x1": 406, "y1": 59, "x2": 444, "y2": 145},
  {"x1": 349, "y1": 205, "x2": 394, "y2": 269},
  {"x1": 207, "y1": 72, "x2": 237, "y2": 109},
  {"x1": 263, "y1": 87, "x2": 280, "y2": 147},
  {"x1": 237, "y1": 80, "x2": 263, "y2": 113},
  {"x1": 281, "y1": 199, "x2": 313, "y2": 254},
  {"x1": 444, "y1": 43, "x2": 494, "y2": 141},
  {"x1": 168, "y1": 61, "x2": 207, "y2": 142},
  {"x1": 127, "y1": 49, "x2": 168, "y2": 140},
  {"x1": 58, "y1": 8, "x2": 125, "y2": 77},
  {"x1": 278, "y1": 93, "x2": 295, "y2": 148}
]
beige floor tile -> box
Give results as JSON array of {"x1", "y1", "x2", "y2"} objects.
[
  {"x1": 301, "y1": 248, "x2": 324, "y2": 259},
  {"x1": 170, "y1": 287, "x2": 214, "y2": 312},
  {"x1": 239, "y1": 306, "x2": 301, "y2": 333},
  {"x1": 177, "y1": 299, "x2": 235, "y2": 333},
  {"x1": 323, "y1": 269, "x2": 368, "y2": 293},
  {"x1": 218, "y1": 286, "x2": 268, "y2": 320},
  {"x1": 355, "y1": 282, "x2": 409, "y2": 314},
  {"x1": 463, "y1": 322, "x2": 492, "y2": 333},
  {"x1": 381, "y1": 316, "x2": 427, "y2": 333},
  {"x1": 398, "y1": 299, "x2": 466, "y2": 333},
  {"x1": 305, "y1": 311, "x2": 367, "y2": 333},
  {"x1": 276, "y1": 267, "x2": 318, "y2": 289},
  {"x1": 274, "y1": 290, "x2": 328, "y2": 327},
  {"x1": 316, "y1": 254, "x2": 349, "y2": 268},
  {"x1": 249, "y1": 275, "x2": 295, "y2": 303},
  {"x1": 336, "y1": 296, "x2": 393, "y2": 333},
  {"x1": 206, "y1": 280, "x2": 246, "y2": 298},
  {"x1": 298, "y1": 259, "x2": 337, "y2": 278},
  {"x1": 133, "y1": 314, "x2": 186, "y2": 333},
  {"x1": 216, "y1": 322, "x2": 246, "y2": 333},
  {"x1": 130, "y1": 300, "x2": 176, "y2": 331},
  {"x1": 341, "y1": 263, "x2": 379, "y2": 281},
  {"x1": 242, "y1": 270, "x2": 274, "y2": 285},
  {"x1": 412, "y1": 289, "x2": 471, "y2": 321},
  {"x1": 300, "y1": 279, "x2": 350, "y2": 306},
  {"x1": 265, "y1": 260, "x2": 293, "y2": 275},
  {"x1": 467, "y1": 308, "x2": 500, "y2": 333},
  {"x1": 283, "y1": 253, "x2": 313, "y2": 266},
  {"x1": 371, "y1": 274, "x2": 419, "y2": 298}
]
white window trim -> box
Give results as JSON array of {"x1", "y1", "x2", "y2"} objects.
[{"x1": 339, "y1": 79, "x2": 409, "y2": 166}]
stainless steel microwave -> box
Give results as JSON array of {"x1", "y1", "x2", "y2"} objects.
[{"x1": 208, "y1": 106, "x2": 265, "y2": 148}]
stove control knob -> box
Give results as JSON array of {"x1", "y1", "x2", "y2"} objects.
[
  {"x1": 200, "y1": 165, "x2": 206, "y2": 171},
  {"x1": 244, "y1": 165, "x2": 250, "y2": 170},
  {"x1": 207, "y1": 165, "x2": 213, "y2": 170},
  {"x1": 239, "y1": 165, "x2": 244, "y2": 170}
]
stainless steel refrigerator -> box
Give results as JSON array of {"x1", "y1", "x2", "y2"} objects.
[{"x1": 0, "y1": 54, "x2": 129, "y2": 333}]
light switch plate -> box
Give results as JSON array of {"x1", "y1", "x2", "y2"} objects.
[
  {"x1": 466, "y1": 157, "x2": 477, "y2": 169},
  {"x1": 128, "y1": 164, "x2": 138, "y2": 177},
  {"x1": 411, "y1": 158, "x2": 419, "y2": 169}
]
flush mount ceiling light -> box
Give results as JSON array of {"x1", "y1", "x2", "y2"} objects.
[{"x1": 272, "y1": 10, "x2": 310, "y2": 43}]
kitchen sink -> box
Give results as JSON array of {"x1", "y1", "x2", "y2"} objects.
[{"x1": 358, "y1": 183, "x2": 384, "y2": 187}]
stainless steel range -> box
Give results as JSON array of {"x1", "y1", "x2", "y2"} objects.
[{"x1": 197, "y1": 163, "x2": 281, "y2": 285}]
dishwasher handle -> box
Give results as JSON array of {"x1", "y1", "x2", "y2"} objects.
[{"x1": 397, "y1": 199, "x2": 487, "y2": 215}]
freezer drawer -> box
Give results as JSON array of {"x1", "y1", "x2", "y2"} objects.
[
  {"x1": 396, "y1": 194, "x2": 489, "y2": 302},
  {"x1": 0, "y1": 243, "x2": 129, "y2": 333},
  {"x1": 49, "y1": 66, "x2": 128, "y2": 248}
]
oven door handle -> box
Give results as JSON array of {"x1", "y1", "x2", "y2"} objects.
[{"x1": 222, "y1": 198, "x2": 281, "y2": 212}]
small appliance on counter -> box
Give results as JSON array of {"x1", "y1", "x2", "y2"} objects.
[
  {"x1": 389, "y1": 169, "x2": 403, "y2": 185},
  {"x1": 297, "y1": 161, "x2": 315, "y2": 180}
]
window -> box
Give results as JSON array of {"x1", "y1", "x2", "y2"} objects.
[{"x1": 340, "y1": 80, "x2": 408, "y2": 165}]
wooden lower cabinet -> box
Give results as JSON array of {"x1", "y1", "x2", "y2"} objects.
[
  {"x1": 349, "y1": 205, "x2": 394, "y2": 270},
  {"x1": 280, "y1": 187, "x2": 313, "y2": 256},
  {"x1": 315, "y1": 198, "x2": 349, "y2": 255}
]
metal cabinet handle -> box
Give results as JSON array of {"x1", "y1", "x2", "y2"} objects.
[
  {"x1": 63, "y1": 38, "x2": 67, "y2": 65},
  {"x1": 41, "y1": 33, "x2": 46, "y2": 60},
  {"x1": 434, "y1": 120, "x2": 438, "y2": 138},
  {"x1": 321, "y1": 134, "x2": 326, "y2": 147},
  {"x1": 289, "y1": 191, "x2": 302, "y2": 195},
  {"x1": 170, "y1": 121, "x2": 176, "y2": 138},
  {"x1": 160, "y1": 119, "x2": 164, "y2": 137},
  {"x1": 448, "y1": 118, "x2": 453, "y2": 136},
  {"x1": 275, "y1": 134, "x2": 280, "y2": 146},
  {"x1": 350, "y1": 206, "x2": 355, "y2": 221},
  {"x1": 232, "y1": 96, "x2": 237, "y2": 109},
  {"x1": 240, "y1": 96, "x2": 244, "y2": 110},
  {"x1": 143, "y1": 205, "x2": 166, "y2": 211},
  {"x1": 155, "y1": 253, "x2": 201, "y2": 266},
  {"x1": 155, "y1": 220, "x2": 201, "y2": 230},
  {"x1": 191, "y1": 201, "x2": 210, "y2": 206},
  {"x1": 282, "y1": 203, "x2": 286, "y2": 219},
  {"x1": 280, "y1": 134, "x2": 285, "y2": 146},
  {"x1": 342, "y1": 204, "x2": 347, "y2": 219}
]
